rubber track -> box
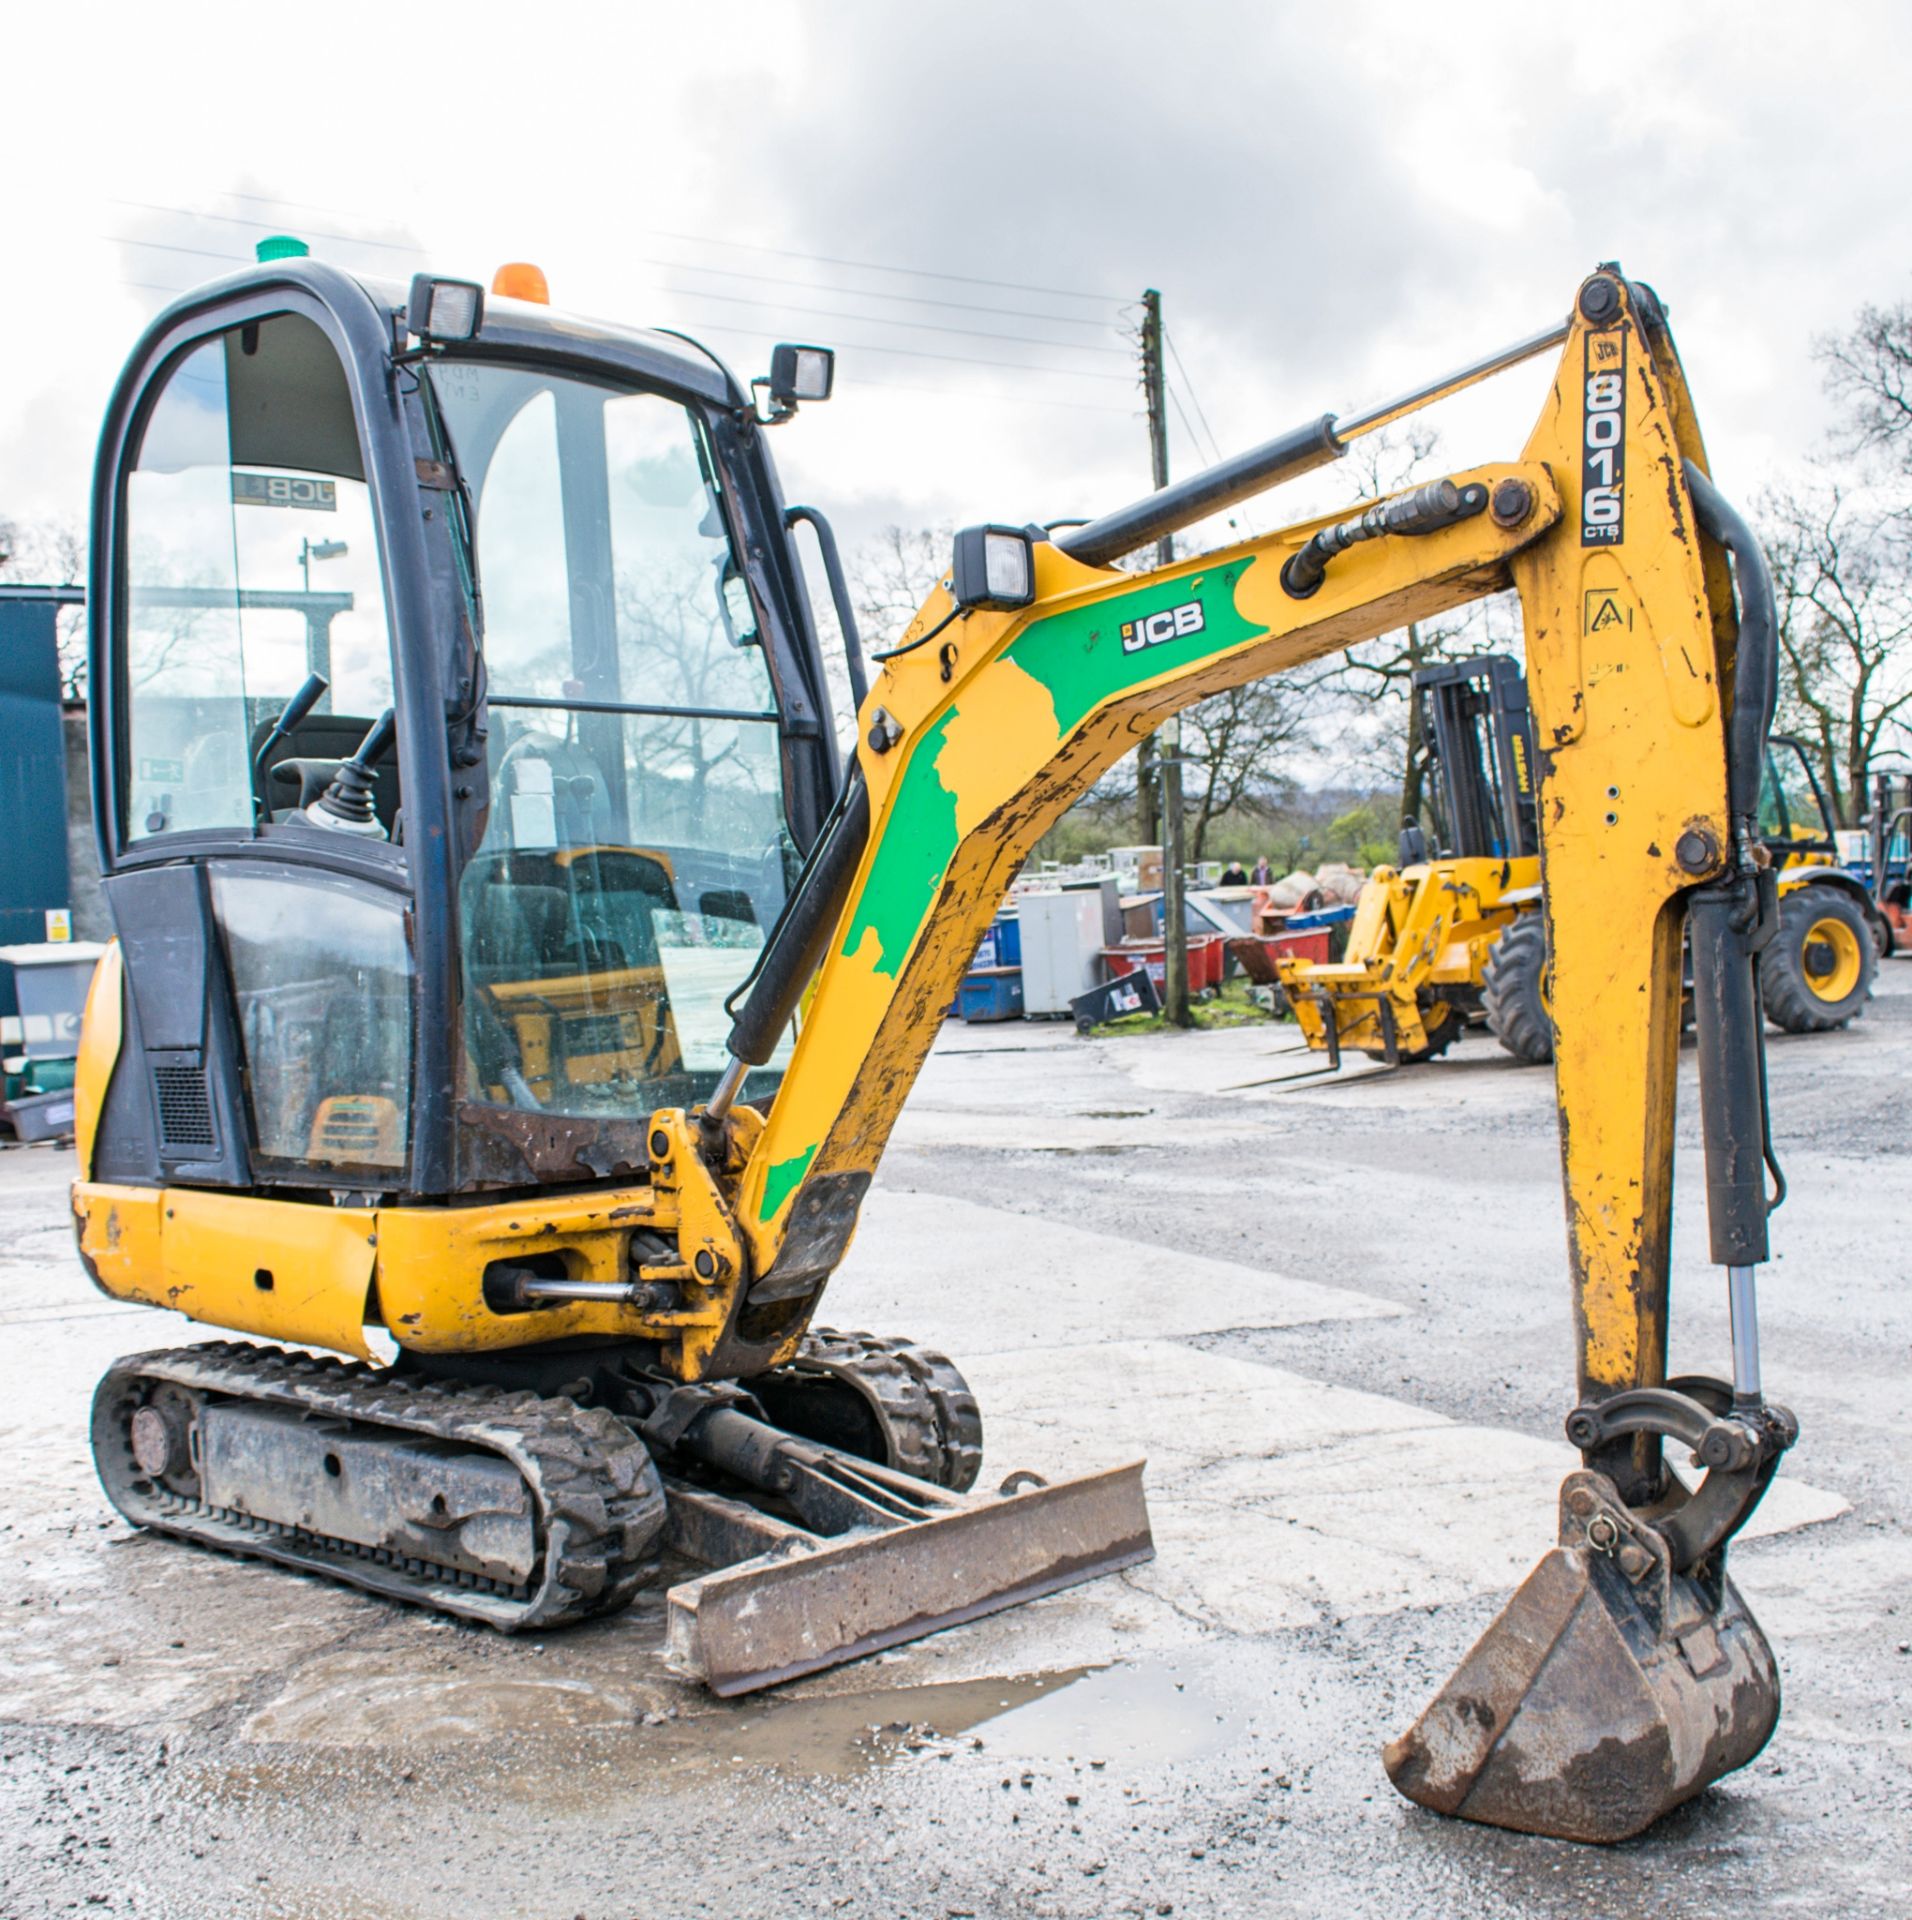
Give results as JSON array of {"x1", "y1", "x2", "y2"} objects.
[
  {"x1": 92, "y1": 1342, "x2": 666, "y2": 1632},
  {"x1": 792, "y1": 1329, "x2": 985, "y2": 1493}
]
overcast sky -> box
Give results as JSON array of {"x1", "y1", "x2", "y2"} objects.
[{"x1": 5, "y1": 1, "x2": 1909, "y2": 620}]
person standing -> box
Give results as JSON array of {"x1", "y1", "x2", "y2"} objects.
[
  {"x1": 1220, "y1": 858, "x2": 1250, "y2": 886},
  {"x1": 1252, "y1": 855, "x2": 1274, "y2": 885}
]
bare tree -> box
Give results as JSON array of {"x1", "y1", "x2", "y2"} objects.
[
  {"x1": 1176, "y1": 678, "x2": 1313, "y2": 861},
  {"x1": 848, "y1": 525, "x2": 950, "y2": 647},
  {"x1": 1762, "y1": 475, "x2": 1912, "y2": 824},
  {"x1": 1819, "y1": 300, "x2": 1912, "y2": 471}
]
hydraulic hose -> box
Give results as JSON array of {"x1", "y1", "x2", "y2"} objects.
[{"x1": 1684, "y1": 461, "x2": 1778, "y2": 827}]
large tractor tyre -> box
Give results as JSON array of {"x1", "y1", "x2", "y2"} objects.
[
  {"x1": 1761, "y1": 886, "x2": 1877, "y2": 1032},
  {"x1": 1363, "y1": 997, "x2": 1462, "y2": 1064},
  {"x1": 1482, "y1": 916, "x2": 1555, "y2": 1065}
]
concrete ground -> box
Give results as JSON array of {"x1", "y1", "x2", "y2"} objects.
[{"x1": 3, "y1": 971, "x2": 1909, "y2": 1919}]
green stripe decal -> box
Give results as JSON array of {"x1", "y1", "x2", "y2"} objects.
[
  {"x1": 836, "y1": 564, "x2": 1266, "y2": 986},
  {"x1": 1002, "y1": 558, "x2": 1263, "y2": 733},
  {"x1": 838, "y1": 707, "x2": 961, "y2": 978},
  {"x1": 762, "y1": 1144, "x2": 818, "y2": 1220}
]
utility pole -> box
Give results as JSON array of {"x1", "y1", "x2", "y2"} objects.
[{"x1": 1140, "y1": 288, "x2": 1192, "y2": 1027}]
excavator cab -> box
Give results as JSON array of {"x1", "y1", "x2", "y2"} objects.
[{"x1": 86, "y1": 271, "x2": 840, "y2": 1201}]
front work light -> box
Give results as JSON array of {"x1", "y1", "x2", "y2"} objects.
[
  {"x1": 951, "y1": 525, "x2": 1036, "y2": 611},
  {"x1": 407, "y1": 273, "x2": 485, "y2": 345}
]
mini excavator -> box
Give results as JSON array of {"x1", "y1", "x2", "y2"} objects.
[{"x1": 75, "y1": 257, "x2": 1797, "y2": 1842}]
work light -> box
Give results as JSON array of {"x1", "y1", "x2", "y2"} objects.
[
  {"x1": 951, "y1": 525, "x2": 1035, "y2": 611},
  {"x1": 770, "y1": 344, "x2": 835, "y2": 404},
  {"x1": 406, "y1": 274, "x2": 485, "y2": 345}
]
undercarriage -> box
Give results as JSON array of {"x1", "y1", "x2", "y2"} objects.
[{"x1": 93, "y1": 1330, "x2": 1153, "y2": 1693}]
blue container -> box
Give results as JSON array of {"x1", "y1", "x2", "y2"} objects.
[
  {"x1": 957, "y1": 967, "x2": 1024, "y2": 1022},
  {"x1": 1285, "y1": 903, "x2": 1357, "y2": 932},
  {"x1": 991, "y1": 913, "x2": 1022, "y2": 966}
]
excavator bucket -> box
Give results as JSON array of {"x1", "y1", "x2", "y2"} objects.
[{"x1": 1384, "y1": 1471, "x2": 1781, "y2": 1843}]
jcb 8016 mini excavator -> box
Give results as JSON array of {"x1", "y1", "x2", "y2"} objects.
[
  {"x1": 76, "y1": 257, "x2": 1800, "y2": 1842},
  {"x1": 1282, "y1": 659, "x2": 1879, "y2": 1064}
]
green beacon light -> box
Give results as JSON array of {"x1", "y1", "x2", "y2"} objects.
[{"x1": 255, "y1": 234, "x2": 309, "y2": 263}]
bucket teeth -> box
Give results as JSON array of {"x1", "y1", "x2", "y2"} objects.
[{"x1": 1385, "y1": 1472, "x2": 1781, "y2": 1843}]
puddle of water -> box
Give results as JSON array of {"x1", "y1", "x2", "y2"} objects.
[
  {"x1": 965, "y1": 1657, "x2": 1239, "y2": 1768},
  {"x1": 706, "y1": 1669, "x2": 1085, "y2": 1777},
  {"x1": 209, "y1": 1658, "x2": 1246, "y2": 1826}
]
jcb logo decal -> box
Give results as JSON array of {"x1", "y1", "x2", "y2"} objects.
[{"x1": 1121, "y1": 601, "x2": 1206, "y2": 654}]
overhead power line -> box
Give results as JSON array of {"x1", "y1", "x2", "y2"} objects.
[
  {"x1": 1164, "y1": 326, "x2": 1226, "y2": 466},
  {"x1": 112, "y1": 271, "x2": 1137, "y2": 393},
  {"x1": 625, "y1": 255, "x2": 1120, "y2": 328},
  {"x1": 652, "y1": 282, "x2": 1128, "y2": 356},
  {"x1": 181, "y1": 186, "x2": 1124, "y2": 304},
  {"x1": 108, "y1": 197, "x2": 421, "y2": 256},
  {"x1": 625, "y1": 224, "x2": 1124, "y2": 305},
  {"x1": 656, "y1": 315, "x2": 1131, "y2": 382},
  {"x1": 116, "y1": 197, "x2": 1130, "y2": 334}
]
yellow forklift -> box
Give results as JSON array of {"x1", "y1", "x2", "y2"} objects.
[{"x1": 74, "y1": 258, "x2": 1807, "y2": 1841}]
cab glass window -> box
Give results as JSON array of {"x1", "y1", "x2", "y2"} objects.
[
  {"x1": 425, "y1": 361, "x2": 797, "y2": 1135},
  {"x1": 122, "y1": 315, "x2": 394, "y2": 841}
]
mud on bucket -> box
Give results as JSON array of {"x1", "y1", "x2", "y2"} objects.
[{"x1": 1383, "y1": 1469, "x2": 1780, "y2": 1844}]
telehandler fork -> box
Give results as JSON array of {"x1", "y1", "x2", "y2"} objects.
[{"x1": 76, "y1": 258, "x2": 1790, "y2": 1841}]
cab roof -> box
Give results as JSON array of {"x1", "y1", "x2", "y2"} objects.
[{"x1": 142, "y1": 257, "x2": 748, "y2": 410}]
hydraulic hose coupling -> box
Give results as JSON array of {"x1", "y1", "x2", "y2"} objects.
[{"x1": 1280, "y1": 478, "x2": 1488, "y2": 598}]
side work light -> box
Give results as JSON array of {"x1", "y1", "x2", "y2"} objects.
[
  {"x1": 756, "y1": 343, "x2": 837, "y2": 423},
  {"x1": 771, "y1": 343, "x2": 835, "y2": 404},
  {"x1": 950, "y1": 525, "x2": 1036, "y2": 612},
  {"x1": 407, "y1": 273, "x2": 485, "y2": 345}
]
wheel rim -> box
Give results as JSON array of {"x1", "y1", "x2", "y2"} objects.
[{"x1": 1801, "y1": 915, "x2": 1863, "y2": 1002}]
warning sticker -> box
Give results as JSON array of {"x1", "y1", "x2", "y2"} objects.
[{"x1": 1583, "y1": 589, "x2": 1634, "y2": 634}]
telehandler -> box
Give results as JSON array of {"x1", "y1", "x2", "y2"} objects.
[
  {"x1": 76, "y1": 256, "x2": 1797, "y2": 1842},
  {"x1": 1282, "y1": 663, "x2": 1879, "y2": 1063},
  {"x1": 1278, "y1": 651, "x2": 1542, "y2": 1065}
]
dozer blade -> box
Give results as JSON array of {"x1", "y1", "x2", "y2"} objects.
[
  {"x1": 1384, "y1": 1470, "x2": 1780, "y2": 1843},
  {"x1": 664, "y1": 1459, "x2": 1153, "y2": 1696}
]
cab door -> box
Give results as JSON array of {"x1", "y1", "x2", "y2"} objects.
[{"x1": 90, "y1": 294, "x2": 426, "y2": 1196}]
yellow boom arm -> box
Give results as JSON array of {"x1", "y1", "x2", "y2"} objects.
[{"x1": 713, "y1": 272, "x2": 1731, "y2": 1454}]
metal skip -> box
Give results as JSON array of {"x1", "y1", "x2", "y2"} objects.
[
  {"x1": 1383, "y1": 1469, "x2": 1780, "y2": 1844},
  {"x1": 664, "y1": 1459, "x2": 1153, "y2": 1696}
]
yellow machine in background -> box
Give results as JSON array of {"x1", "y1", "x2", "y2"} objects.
[
  {"x1": 75, "y1": 258, "x2": 1805, "y2": 1843},
  {"x1": 1757, "y1": 734, "x2": 1881, "y2": 1028},
  {"x1": 1280, "y1": 654, "x2": 1540, "y2": 1064},
  {"x1": 1283, "y1": 671, "x2": 1880, "y2": 1066}
]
